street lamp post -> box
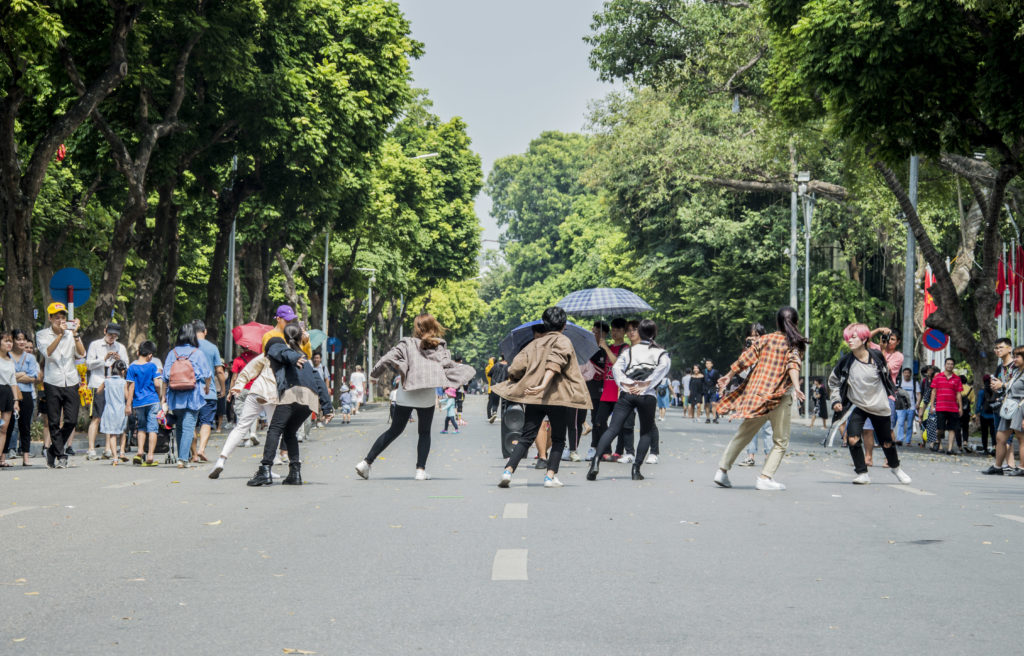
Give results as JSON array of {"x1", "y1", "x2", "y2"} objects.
[
  {"x1": 798, "y1": 171, "x2": 815, "y2": 417},
  {"x1": 223, "y1": 154, "x2": 238, "y2": 360},
  {"x1": 903, "y1": 156, "x2": 918, "y2": 371},
  {"x1": 355, "y1": 266, "x2": 377, "y2": 402}
]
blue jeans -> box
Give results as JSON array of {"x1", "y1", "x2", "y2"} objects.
[
  {"x1": 747, "y1": 421, "x2": 773, "y2": 455},
  {"x1": 171, "y1": 409, "x2": 199, "y2": 461},
  {"x1": 895, "y1": 407, "x2": 915, "y2": 444}
]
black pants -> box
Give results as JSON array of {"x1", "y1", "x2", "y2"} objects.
[
  {"x1": 44, "y1": 383, "x2": 79, "y2": 459},
  {"x1": 365, "y1": 404, "x2": 435, "y2": 469},
  {"x1": 504, "y1": 404, "x2": 569, "y2": 474},
  {"x1": 568, "y1": 407, "x2": 586, "y2": 452},
  {"x1": 847, "y1": 407, "x2": 900, "y2": 474},
  {"x1": 594, "y1": 393, "x2": 658, "y2": 464},
  {"x1": 3, "y1": 395, "x2": 33, "y2": 454},
  {"x1": 980, "y1": 416, "x2": 996, "y2": 450},
  {"x1": 591, "y1": 399, "x2": 635, "y2": 454},
  {"x1": 261, "y1": 403, "x2": 312, "y2": 466},
  {"x1": 487, "y1": 392, "x2": 501, "y2": 418}
]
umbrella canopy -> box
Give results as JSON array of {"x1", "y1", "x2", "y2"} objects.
[
  {"x1": 499, "y1": 320, "x2": 599, "y2": 366},
  {"x1": 556, "y1": 287, "x2": 653, "y2": 317},
  {"x1": 232, "y1": 322, "x2": 273, "y2": 353},
  {"x1": 307, "y1": 329, "x2": 327, "y2": 351}
]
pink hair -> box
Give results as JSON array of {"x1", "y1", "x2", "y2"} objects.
[{"x1": 843, "y1": 322, "x2": 871, "y2": 344}]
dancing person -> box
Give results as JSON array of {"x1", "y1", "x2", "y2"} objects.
[
  {"x1": 210, "y1": 351, "x2": 280, "y2": 480},
  {"x1": 126, "y1": 341, "x2": 162, "y2": 466},
  {"x1": 587, "y1": 319, "x2": 669, "y2": 481},
  {"x1": 712, "y1": 307, "x2": 808, "y2": 491},
  {"x1": 247, "y1": 324, "x2": 332, "y2": 487},
  {"x1": 494, "y1": 307, "x2": 591, "y2": 488},
  {"x1": 828, "y1": 323, "x2": 913, "y2": 485},
  {"x1": 160, "y1": 323, "x2": 213, "y2": 469},
  {"x1": 354, "y1": 314, "x2": 474, "y2": 481}
]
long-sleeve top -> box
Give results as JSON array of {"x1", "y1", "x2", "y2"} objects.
[
  {"x1": 13, "y1": 351, "x2": 40, "y2": 396},
  {"x1": 266, "y1": 337, "x2": 331, "y2": 415},
  {"x1": 716, "y1": 333, "x2": 802, "y2": 419},
  {"x1": 85, "y1": 338, "x2": 129, "y2": 388},
  {"x1": 161, "y1": 345, "x2": 213, "y2": 412},
  {"x1": 371, "y1": 337, "x2": 475, "y2": 391},
  {"x1": 611, "y1": 341, "x2": 670, "y2": 398},
  {"x1": 231, "y1": 354, "x2": 279, "y2": 404}
]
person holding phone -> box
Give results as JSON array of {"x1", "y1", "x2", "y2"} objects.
[{"x1": 35, "y1": 302, "x2": 86, "y2": 468}]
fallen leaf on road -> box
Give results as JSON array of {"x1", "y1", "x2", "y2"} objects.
[
  {"x1": 24, "y1": 592, "x2": 38, "y2": 595},
  {"x1": 12, "y1": 638, "x2": 26, "y2": 642},
  {"x1": 887, "y1": 540, "x2": 895, "y2": 544},
  {"x1": 282, "y1": 648, "x2": 317, "y2": 654},
  {"x1": 982, "y1": 541, "x2": 992, "y2": 545},
  {"x1": 204, "y1": 520, "x2": 222, "y2": 526},
  {"x1": 389, "y1": 525, "x2": 402, "y2": 528}
]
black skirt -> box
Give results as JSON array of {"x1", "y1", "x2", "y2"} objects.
[{"x1": 0, "y1": 385, "x2": 14, "y2": 413}]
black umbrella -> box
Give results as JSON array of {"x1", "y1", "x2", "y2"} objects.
[{"x1": 499, "y1": 320, "x2": 599, "y2": 365}]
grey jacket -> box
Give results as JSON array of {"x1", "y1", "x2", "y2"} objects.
[{"x1": 371, "y1": 337, "x2": 475, "y2": 391}]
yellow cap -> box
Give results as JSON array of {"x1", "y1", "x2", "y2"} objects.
[{"x1": 47, "y1": 302, "x2": 68, "y2": 315}]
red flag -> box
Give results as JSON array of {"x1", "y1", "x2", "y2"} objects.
[
  {"x1": 996, "y1": 257, "x2": 1006, "y2": 317},
  {"x1": 1016, "y1": 246, "x2": 1024, "y2": 313},
  {"x1": 923, "y1": 266, "x2": 937, "y2": 321}
]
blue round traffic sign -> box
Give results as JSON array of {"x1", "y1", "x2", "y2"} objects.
[
  {"x1": 49, "y1": 268, "x2": 92, "y2": 305},
  {"x1": 327, "y1": 337, "x2": 342, "y2": 353},
  {"x1": 923, "y1": 328, "x2": 948, "y2": 352}
]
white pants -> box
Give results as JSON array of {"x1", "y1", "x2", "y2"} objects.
[{"x1": 220, "y1": 395, "x2": 277, "y2": 459}]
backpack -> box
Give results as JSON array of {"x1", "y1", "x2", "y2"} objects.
[{"x1": 167, "y1": 349, "x2": 197, "y2": 391}]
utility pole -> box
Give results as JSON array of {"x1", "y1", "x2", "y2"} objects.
[
  {"x1": 790, "y1": 189, "x2": 798, "y2": 310},
  {"x1": 223, "y1": 154, "x2": 238, "y2": 360},
  {"x1": 903, "y1": 156, "x2": 918, "y2": 371}
]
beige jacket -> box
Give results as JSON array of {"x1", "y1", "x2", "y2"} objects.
[
  {"x1": 231, "y1": 354, "x2": 278, "y2": 403},
  {"x1": 492, "y1": 332, "x2": 592, "y2": 410}
]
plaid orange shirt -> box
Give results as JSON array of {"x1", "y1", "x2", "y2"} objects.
[{"x1": 716, "y1": 332, "x2": 802, "y2": 419}]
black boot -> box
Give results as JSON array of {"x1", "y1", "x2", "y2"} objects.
[
  {"x1": 247, "y1": 464, "x2": 273, "y2": 487},
  {"x1": 586, "y1": 457, "x2": 600, "y2": 481},
  {"x1": 282, "y1": 461, "x2": 302, "y2": 485},
  {"x1": 631, "y1": 464, "x2": 644, "y2": 480}
]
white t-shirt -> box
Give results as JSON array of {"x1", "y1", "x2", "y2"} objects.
[
  {"x1": 36, "y1": 327, "x2": 80, "y2": 387},
  {"x1": 682, "y1": 374, "x2": 692, "y2": 396},
  {"x1": 349, "y1": 371, "x2": 365, "y2": 392},
  {"x1": 671, "y1": 379, "x2": 681, "y2": 393},
  {"x1": 396, "y1": 387, "x2": 435, "y2": 408},
  {"x1": 0, "y1": 356, "x2": 17, "y2": 386}
]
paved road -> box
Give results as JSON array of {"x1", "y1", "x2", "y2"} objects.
[{"x1": 2, "y1": 396, "x2": 1021, "y2": 655}]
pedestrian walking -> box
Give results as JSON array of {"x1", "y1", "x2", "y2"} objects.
[
  {"x1": 7, "y1": 329, "x2": 39, "y2": 466},
  {"x1": 126, "y1": 341, "x2": 162, "y2": 466},
  {"x1": 354, "y1": 314, "x2": 474, "y2": 481},
  {"x1": 84, "y1": 323, "x2": 128, "y2": 460},
  {"x1": 495, "y1": 307, "x2": 592, "y2": 488},
  {"x1": 350, "y1": 365, "x2": 366, "y2": 414},
  {"x1": 97, "y1": 360, "x2": 130, "y2": 464},
  {"x1": 828, "y1": 322, "x2": 913, "y2": 485},
  {"x1": 247, "y1": 324, "x2": 332, "y2": 486},
  {"x1": 587, "y1": 319, "x2": 669, "y2": 481},
  {"x1": 229, "y1": 347, "x2": 259, "y2": 446},
  {"x1": 192, "y1": 320, "x2": 226, "y2": 462},
  {"x1": 35, "y1": 302, "x2": 86, "y2": 468},
  {"x1": 656, "y1": 377, "x2": 672, "y2": 421},
  {"x1": 440, "y1": 388, "x2": 459, "y2": 433},
  {"x1": 160, "y1": 323, "x2": 213, "y2": 468},
  {"x1": 712, "y1": 307, "x2": 807, "y2": 491}
]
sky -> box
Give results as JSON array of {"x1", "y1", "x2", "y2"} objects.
[{"x1": 396, "y1": 0, "x2": 617, "y2": 243}]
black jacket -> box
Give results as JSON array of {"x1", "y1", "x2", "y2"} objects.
[
  {"x1": 266, "y1": 337, "x2": 332, "y2": 415},
  {"x1": 828, "y1": 349, "x2": 897, "y2": 412}
]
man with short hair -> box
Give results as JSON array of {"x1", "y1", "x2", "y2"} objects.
[
  {"x1": 84, "y1": 323, "x2": 129, "y2": 460},
  {"x1": 702, "y1": 359, "x2": 720, "y2": 423},
  {"x1": 984, "y1": 338, "x2": 1017, "y2": 474},
  {"x1": 193, "y1": 320, "x2": 225, "y2": 461},
  {"x1": 929, "y1": 357, "x2": 963, "y2": 455},
  {"x1": 35, "y1": 302, "x2": 86, "y2": 468}
]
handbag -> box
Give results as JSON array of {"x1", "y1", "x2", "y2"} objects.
[{"x1": 999, "y1": 370, "x2": 1023, "y2": 421}]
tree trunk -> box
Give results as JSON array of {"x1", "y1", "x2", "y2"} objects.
[
  {"x1": 153, "y1": 222, "x2": 181, "y2": 357},
  {"x1": 128, "y1": 181, "x2": 179, "y2": 351},
  {"x1": 203, "y1": 177, "x2": 258, "y2": 341}
]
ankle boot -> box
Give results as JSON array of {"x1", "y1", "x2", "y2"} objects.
[
  {"x1": 586, "y1": 456, "x2": 600, "y2": 481},
  {"x1": 631, "y1": 464, "x2": 644, "y2": 480},
  {"x1": 282, "y1": 461, "x2": 302, "y2": 485},
  {"x1": 247, "y1": 464, "x2": 273, "y2": 486}
]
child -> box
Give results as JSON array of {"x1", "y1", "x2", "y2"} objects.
[
  {"x1": 97, "y1": 360, "x2": 129, "y2": 464},
  {"x1": 340, "y1": 387, "x2": 354, "y2": 424},
  {"x1": 440, "y1": 387, "x2": 458, "y2": 434},
  {"x1": 126, "y1": 341, "x2": 162, "y2": 466}
]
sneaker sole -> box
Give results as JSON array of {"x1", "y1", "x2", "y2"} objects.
[
  {"x1": 208, "y1": 466, "x2": 223, "y2": 480},
  {"x1": 355, "y1": 466, "x2": 369, "y2": 480},
  {"x1": 714, "y1": 479, "x2": 731, "y2": 488},
  {"x1": 498, "y1": 478, "x2": 511, "y2": 488}
]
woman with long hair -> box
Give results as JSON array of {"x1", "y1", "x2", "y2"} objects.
[
  {"x1": 7, "y1": 329, "x2": 39, "y2": 466},
  {"x1": 354, "y1": 314, "x2": 474, "y2": 481},
  {"x1": 828, "y1": 323, "x2": 913, "y2": 485},
  {"x1": 160, "y1": 322, "x2": 213, "y2": 468},
  {"x1": 494, "y1": 307, "x2": 592, "y2": 488},
  {"x1": 713, "y1": 307, "x2": 808, "y2": 491},
  {"x1": 247, "y1": 324, "x2": 332, "y2": 486},
  {"x1": 687, "y1": 364, "x2": 703, "y2": 421},
  {"x1": 587, "y1": 319, "x2": 670, "y2": 481},
  {"x1": 0, "y1": 331, "x2": 24, "y2": 468}
]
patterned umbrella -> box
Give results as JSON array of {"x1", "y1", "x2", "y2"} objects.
[{"x1": 555, "y1": 287, "x2": 653, "y2": 316}]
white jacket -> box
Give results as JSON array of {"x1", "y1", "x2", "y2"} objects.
[
  {"x1": 612, "y1": 342, "x2": 671, "y2": 398},
  {"x1": 231, "y1": 354, "x2": 279, "y2": 403},
  {"x1": 85, "y1": 338, "x2": 129, "y2": 388}
]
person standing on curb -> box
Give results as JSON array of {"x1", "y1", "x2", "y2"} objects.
[
  {"x1": 354, "y1": 314, "x2": 474, "y2": 481},
  {"x1": 35, "y1": 302, "x2": 86, "y2": 468},
  {"x1": 495, "y1": 306, "x2": 592, "y2": 489},
  {"x1": 828, "y1": 323, "x2": 913, "y2": 485},
  {"x1": 84, "y1": 323, "x2": 129, "y2": 460},
  {"x1": 712, "y1": 307, "x2": 807, "y2": 491}
]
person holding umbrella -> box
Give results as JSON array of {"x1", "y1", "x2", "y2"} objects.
[{"x1": 494, "y1": 307, "x2": 592, "y2": 488}]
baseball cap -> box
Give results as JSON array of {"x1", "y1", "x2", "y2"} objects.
[
  {"x1": 47, "y1": 302, "x2": 68, "y2": 315},
  {"x1": 106, "y1": 323, "x2": 121, "y2": 335},
  {"x1": 275, "y1": 304, "x2": 297, "y2": 321}
]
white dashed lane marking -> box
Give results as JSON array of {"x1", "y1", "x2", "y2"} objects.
[
  {"x1": 0, "y1": 506, "x2": 36, "y2": 518},
  {"x1": 503, "y1": 503, "x2": 528, "y2": 519},
  {"x1": 491, "y1": 549, "x2": 528, "y2": 581},
  {"x1": 891, "y1": 485, "x2": 935, "y2": 496},
  {"x1": 822, "y1": 469, "x2": 846, "y2": 477},
  {"x1": 996, "y1": 514, "x2": 1024, "y2": 524}
]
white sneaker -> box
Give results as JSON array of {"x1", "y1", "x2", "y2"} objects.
[
  {"x1": 853, "y1": 472, "x2": 871, "y2": 485},
  {"x1": 714, "y1": 469, "x2": 732, "y2": 488},
  {"x1": 87, "y1": 450, "x2": 100, "y2": 461},
  {"x1": 645, "y1": 453, "x2": 658, "y2": 464},
  {"x1": 498, "y1": 469, "x2": 513, "y2": 488},
  {"x1": 891, "y1": 467, "x2": 912, "y2": 485},
  {"x1": 543, "y1": 476, "x2": 564, "y2": 488},
  {"x1": 569, "y1": 451, "x2": 582, "y2": 462},
  {"x1": 755, "y1": 476, "x2": 786, "y2": 491},
  {"x1": 618, "y1": 453, "x2": 635, "y2": 464},
  {"x1": 414, "y1": 469, "x2": 431, "y2": 480},
  {"x1": 354, "y1": 460, "x2": 370, "y2": 479},
  {"x1": 585, "y1": 447, "x2": 596, "y2": 461}
]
